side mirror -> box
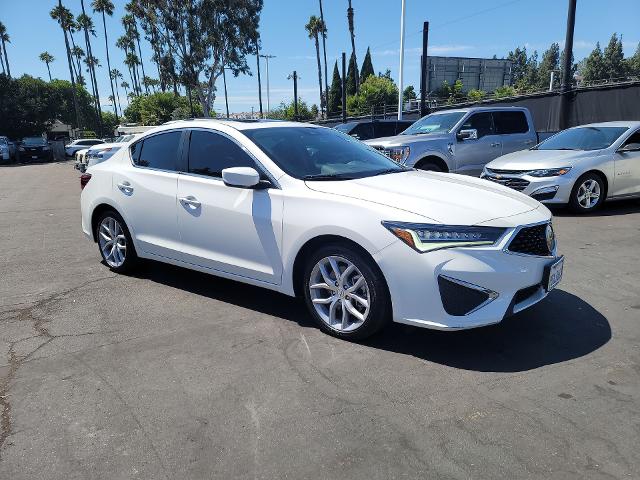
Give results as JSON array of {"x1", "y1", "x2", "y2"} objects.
[
  {"x1": 618, "y1": 142, "x2": 640, "y2": 153},
  {"x1": 222, "y1": 167, "x2": 261, "y2": 188},
  {"x1": 457, "y1": 129, "x2": 478, "y2": 141}
]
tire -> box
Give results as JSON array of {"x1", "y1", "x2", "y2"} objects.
[
  {"x1": 303, "y1": 243, "x2": 390, "y2": 340},
  {"x1": 95, "y1": 210, "x2": 138, "y2": 273},
  {"x1": 416, "y1": 161, "x2": 444, "y2": 172},
  {"x1": 569, "y1": 173, "x2": 605, "y2": 213}
]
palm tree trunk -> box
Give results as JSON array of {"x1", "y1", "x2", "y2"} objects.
[
  {"x1": 347, "y1": 0, "x2": 358, "y2": 94},
  {"x1": 114, "y1": 80, "x2": 122, "y2": 117},
  {"x1": 314, "y1": 34, "x2": 324, "y2": 116},
  {"x1": 0, "y1": 44, "x2": 5, "y2": 74},
  {"x1": 134, "y1": 29, "x2": 149, "y2": 94},
  {"x1": 1, "y1": 38, "x2": 10, "y2": 78},
  {"x1": 68, "y1": 32, "x2": 82, "y2": 83},
  {"x1": 58, "y1": 0, "x2": 81, "y2": 129},
  {"x1": 79, "y1": 0, "x2": 102, "y2": 136},
  {"x1": 46, "y1": 63, "x2": 52, "y2": 81},
  {"x1": 101, "y1": 11, "x2": 118, "y2": 121},
  {"x1": 319, "y1": 0, "x2": 329, "y2": 118}
]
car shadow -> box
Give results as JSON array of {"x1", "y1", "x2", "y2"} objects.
[
  {"x1": 132, "y1": 261, "x2": 611, "y2": 373},
  {"x1": 550, "y1": 198, "x2": 640, "y2": 217}
]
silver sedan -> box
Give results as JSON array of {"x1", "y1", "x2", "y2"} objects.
[{"x1": 482, "y1": 121, "x2": 640, "y2": 212}]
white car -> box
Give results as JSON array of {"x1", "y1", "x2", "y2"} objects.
[
  {"x1": 65, "y1": 138, "x2": 104, "y2": 157},
  {"x1": 85, "y1": 134, "x2": 141, "y2": 168},
  {"x1": 80, "y1": 120, "x2": 562, "y2": 340},
  {"x1": 482, "y1": 121, "x2": 640, "y2": 212}
]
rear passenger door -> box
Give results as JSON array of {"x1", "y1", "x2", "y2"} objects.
[
  {"x1": 112, "y1": 130, "x2": 184, "y2": 259},
  {"x1": 494, "y1": 110, "x2": 535, "y2": 154},
  {"x1": 176, "y1": 129, "x2": 284, "y2": 284},
  {"x1": 454, "y1": 112, "x2": 502, "y2": 176}
]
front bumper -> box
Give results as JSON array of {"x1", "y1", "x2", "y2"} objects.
[
  {"x1": 481, "y1": 172, "x2": 574, "y2": 204},
  {"x1": 374, "y1": 218, "x2": 561, "y2": 330}
]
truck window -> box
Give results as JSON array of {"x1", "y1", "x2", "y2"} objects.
[
  {"x1": 461, "y1": 112, "x2": 494, "y2": 139},
  {"x1": 374, "y1": 122, "x2": 397, "y2": 138},
  {"x1": 351, "y1": 123, "x2": 374, "y2": 140},
  {"x1": 494, "y1": 111, "x2": 529, "y2": 134}
]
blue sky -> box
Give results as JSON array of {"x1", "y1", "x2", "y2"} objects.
[{"x1": 2, "y1": 0, "x2": 639, "y2": 115}]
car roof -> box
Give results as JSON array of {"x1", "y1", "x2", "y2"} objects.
[
  {"x1": 430, "y1": 106, "x2": 529, "y2": 114},
  {"x1": 571, "y1": 121, "x2": 640, "y2": 129},
  {"x1": 151, "y1": 118, "x2": 321, "y2": 133}
]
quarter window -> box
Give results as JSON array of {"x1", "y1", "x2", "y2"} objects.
[
  {"x1": 133, "y1": 131, "x2": 182, "y2": 170},
  {"x1": 494, "y1": 111, "x2": 529, "y2": 134},
  {"x1": 187, "y1": 130, "x2": 257, "y2": 178}
]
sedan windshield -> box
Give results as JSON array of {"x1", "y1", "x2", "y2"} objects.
[
  {"x1": 401, "y1": 112, "x2": 465, "y2": 135},
  {"x1": 537, "y1": 126, "x2": 628, "y2": 151},
  {"x1": 242, "y1": 126, "x2": 405, "y2": 180}
]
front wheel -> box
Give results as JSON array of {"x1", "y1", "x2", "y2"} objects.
[
  {"x1": 96, "y1": 211, "x2": 138, "y2": 273},
  {"x1": 569, "y1": 173, "x2": 605, "y2": 213},
  {"x1": 303, "y1": 244, "x2": 390, "y2": 340}
]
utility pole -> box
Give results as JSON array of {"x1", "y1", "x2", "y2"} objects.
[
  {"x1": 420, "y1": 22, "x2": 429, "y2": 117},
  {"x1": 341, "y1": 52, "x2": 347, "y2": 123},
  {"x1": 255, "y1": 38, "x2": 263, "y2": 118},
  {"x1": 288, "y1": 71, "x2": 299, "y2": 121},
  {"x1": 559, "y1": 0, "x2": 577, "y2": 130},
  {"x1": 259, "y1": 54, "x2": 276, "y2": 114},
  {"x1": 222, "y1": 66, "x2": 230, "y2": 118},
  {"x1": 397, "y1": 0, "x2": 407, "y2": 120}
]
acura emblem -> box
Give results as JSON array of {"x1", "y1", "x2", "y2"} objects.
[{"x1": 545, "y1": 224, "x2": 555, "y2": 252}]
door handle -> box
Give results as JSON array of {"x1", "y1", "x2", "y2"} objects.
[
  {"x1": 117, "y1": 181, "x2": 134, "y2": 195},
  {"x1": 179, "y1": 196, "x2": 201, "y2": 209},
  {"x1": 490, "y1": 142, "x2": 501, "y2": 147}
]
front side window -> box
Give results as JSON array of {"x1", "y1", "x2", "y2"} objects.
[
  {"x1": 621, "y1": 129, "x2": 640, "y2": 147},
  {"x1": 402, "y1": 112, "x2": 465, "y2": 135},
  {"x1": 187, "y1": 130, "x2": 257, "y2": 178},
  {"x1": 242, "y1": 126, "x2": 404, "y2": 180},
  {"x1": 460, "y1": 112, "x2": 494, "y2": 139},
  {"x1": 494, "y1": 111, "x2": 529, "y2": 134},
  {"x1": 537, "y1": 127, "x2": 629, "y2": 151},
  {"x1": 133, "y1": 131, "x2": 182, "y2": 170}
]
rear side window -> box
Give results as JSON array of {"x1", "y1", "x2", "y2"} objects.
[
  {"x1": 133, "y1": 131, "x2": 182, "y2": 170},
  {"x1": 396, "y1": 121, "x2": 413, "y2": 134},
  {"x1": 374, "y1": 122, "x2": 397, "y2": 138},
  {"x1": 494, "y1": 111, "x2": 529, "y2": 134},
  {"x1": 187, "y1": 130, "x2": 257, "y2": 178}
]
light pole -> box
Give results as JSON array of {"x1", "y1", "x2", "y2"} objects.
[
  {"x1": 397, "y1": 0, "x2": 407, "y2": 120},
  {"x1": 259, "y1": 54, "x2": 276, "y2": 114}
]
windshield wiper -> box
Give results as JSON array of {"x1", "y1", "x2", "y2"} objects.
[
  {"x1": 302, "y1": 173, "x2": 358, "y2": 181},
  {"x1": 369, "y1": 168, "x2": 404, "y2": 177}
]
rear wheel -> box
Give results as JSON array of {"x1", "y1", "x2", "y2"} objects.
[
  {"x1": 95, "y1": 210, "x2": 138, "y2": 273},
  {"x1": 303, "y1": 244, "x2": 390, "y2": 340},
  {"x1": 569, "y1": 173, "x2": 605, "y2": 213}
]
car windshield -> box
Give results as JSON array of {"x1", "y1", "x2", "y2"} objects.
[
  {"x1": 22, "y1": 137, "x2": 46, "y2": 145},
  {"x1": 242, "y1": 126, "x2": 405, "y2": 180},
  {"x1": 401, "y1": 112, "x2": 465, "y2": 135},
  {"x1": 537, "y1": 126, "x2": 629, "y2": 151}
]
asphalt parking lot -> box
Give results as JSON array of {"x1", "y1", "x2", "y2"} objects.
[{"x1": 1, "y1": 160, "x2": 639, "y2": 479}]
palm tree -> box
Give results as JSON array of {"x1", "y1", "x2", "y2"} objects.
[
  {"x1": 39, "y1": 52, "x2": 55, "y2": 81},
  {"x1": 121, "y1": 80, "x2": 130, "y2": 101},
  {"x1": 124, "y1": 3, "x2": 149, "y2": 94},
  {"x1": 76, "y1": 7, "x2": 102, "y2": 134},
  {"x1": 71, "y1": 46, "x2": 85, "y2": 83},
  {"x1": 122, "y1": 15, "x2": 145, "y2": 94},
  {"x1": 111, "y1": 69, "x2": 123, "y2": 116},
  {"x1": 92, "y1": 0, "x2": 118, "y2": 121},
  {"x1": 50, "y1": 1, "x2": 81, "y2": 128},
  {"x1": 305, "y1": 16, "x2": 326, "y2": 118},
  {"x1": 318, "y1": 1, "x2": 329, "y2": 117},
  {"x1": 347, "y1": 0, "x2": 358, "y2": 94},
  {"x1": 0, "y1": 22, "x2": 11, "y2": 78}
]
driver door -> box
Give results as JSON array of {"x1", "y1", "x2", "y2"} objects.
[
  {"x1": 613, "y1": 129, "x2": 640, "y2": 196},
  {"x1": 454, "y1": 112, "x2": 503, "y2": 176},
  {"x1": 176, "y1": 129, "x2": 284, "y2": 284}
]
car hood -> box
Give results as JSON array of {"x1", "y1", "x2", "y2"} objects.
[
  {"x1": 487, "y1": 149, "x2": 603, "y2": 170},
  {"x1": 305, "y1": 170, "x2": 541, "y2": 225},
  {"x1": 365, "y1": 133, "x2": 450, "y2": 147}
]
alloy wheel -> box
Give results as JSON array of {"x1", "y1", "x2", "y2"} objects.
[
  {"x1": 98, "y1": 217, "x2": 127, "y2": 268},
  {"x1": 576, "y1": 179, "x2": 601, "y2": 209},
  {"x1": 308, "y1": 255, "x2": 371, "y2": 332}
]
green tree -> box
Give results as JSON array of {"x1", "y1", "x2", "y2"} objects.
[
  {"x1": 603, "y1": 33, "x2": 626, "y2": 79},
  {"x1": 39, "y1": 52, "x2": 55, "y2": 81},
  {"x1": 125, "y1": 2, "x2": 149, "y2": 94},
  {"x1": 402, "y1": 85, "x2": 416, "y2": 103},
  {"x1": 327, "y1": 61, "x2": 342, "y2": 116},
  {"x1": 268, "y1": 98, "x2": 314, "y2": 121},
  {"x1": 0, "y1": 22, "x2": 11, "y2": 78},
  {"x1": 626, "y1": 42, "x2": 640, "y2": 75},
  {"x1": 346, "y1": 52, "x2": 358, "y2": 97},
  {"x1": 92, "y1": 0, "x2": 119, "y2": 121},
  {"x1": 360, "y1": 47, "x2": 374, "y2": 84},
  {"x1": 305, "y1": 15, "x2": 327, "y2": 118},
  {"x1": 507, "y1": 46, "x2": 528, "y2": 85},
  {"x1": 467, "y1": 89, "x2": 486, "y2": 102},
  {"x1": 347, "y1": 74, "x2": 398, "y2": 115},
  {"x1": 537, "y1": 42, "x2": 560, "y2": 89},
  {"x1": 494, "y1": 85, "x2": 516, "y2": 98},
  {"x1": 124, "y1": 92, "x2": 201, "y2": 124},
  {"x1": 582, "y1": 42, "x2": 606, "y2": 82}
]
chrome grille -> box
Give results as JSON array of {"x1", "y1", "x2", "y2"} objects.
[{"x1": 483, "y1": 175, "x2": 530, "y2": 191}]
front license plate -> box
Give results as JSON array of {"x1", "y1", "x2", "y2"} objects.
[{"x1": 545, "y1": 256, "x2": 564, "y2": 292}]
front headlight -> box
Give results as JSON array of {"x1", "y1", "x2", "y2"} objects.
[
  {"x1": 385, "y1": 146, "x2": 410, "y2": 164},
  {"x1": 528, "y1": 167, "x2": 571, "y2": 177},
  {"x1": 382, "y1": 221, "x2": 507, "y2": 253}
]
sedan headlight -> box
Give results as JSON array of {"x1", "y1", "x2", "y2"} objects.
[
  {"x1": 385, "y1": 146, "x2": 410, "y2": 164},
  {"x1": 383, "y1": 221, "x2": 507, "y2": 253},
  {"x1": 528, "y1": 167, "x2": 571, "y2": 177}
]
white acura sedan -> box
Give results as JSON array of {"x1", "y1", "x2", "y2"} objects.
[{"x1": 80, "y1": 120, "x2": 563, "y2": 340}]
